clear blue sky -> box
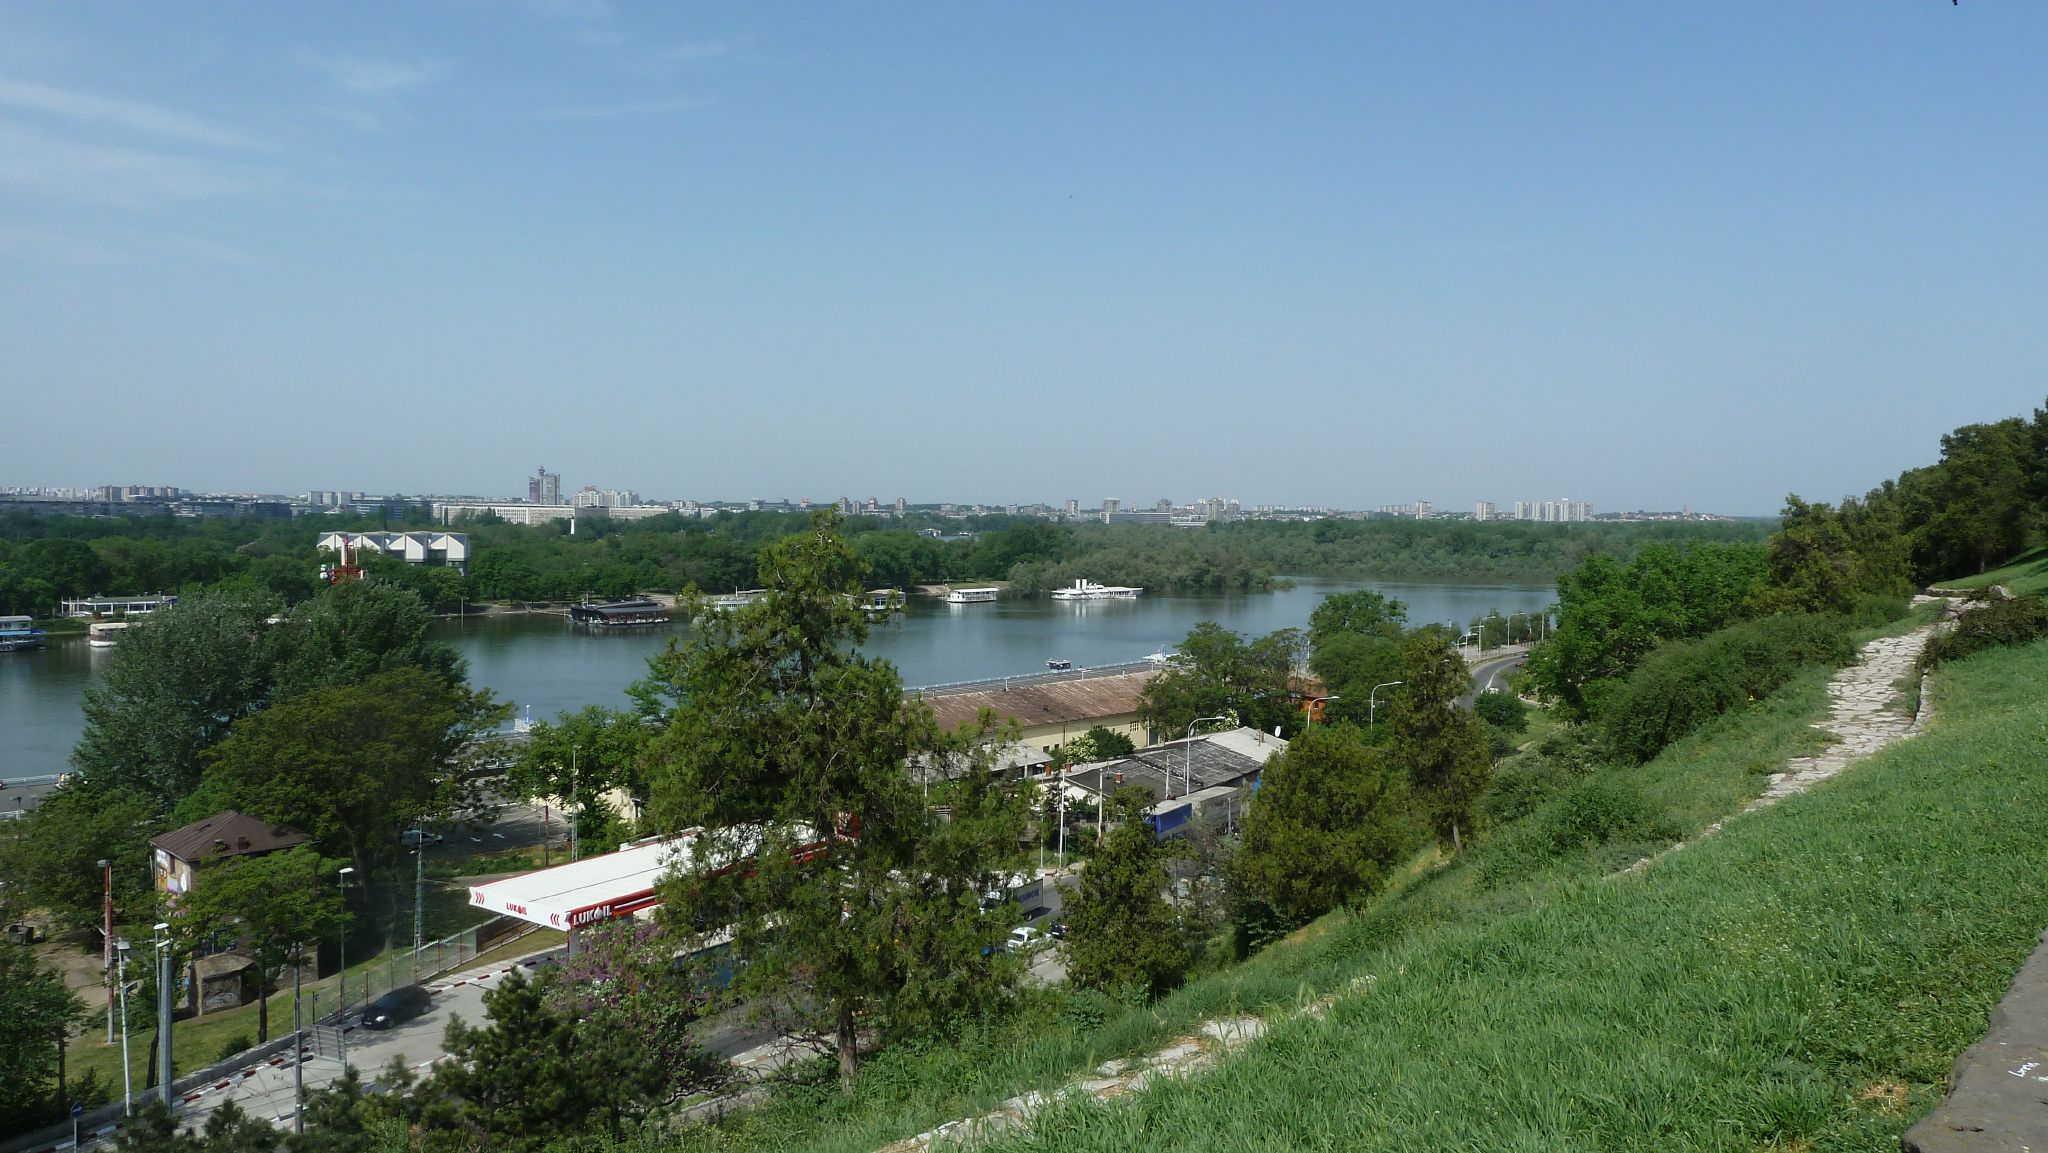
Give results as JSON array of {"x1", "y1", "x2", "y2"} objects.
[{"x1": 2, "y1": 2, "x2": 2042, "y2": 515}]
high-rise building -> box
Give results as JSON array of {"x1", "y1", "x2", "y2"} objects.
[
  {"x1": 1065, "y1": 499, "x2": 1080, "y2": 517},
  {"x1": 528, "y1": 467, "x2": 561, "y2": 505},
  {"x1": 1475, "y1": 501, "x2": 1495, "y2": 521},
  {"x1": 1101, "y1": 498, "x2": 1120, "y2": 522},
  {"x1": 895, "y1": 497, "x2": 908, "y2": 515}
]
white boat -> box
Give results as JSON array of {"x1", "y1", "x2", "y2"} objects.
[
  {"x1": 709, "y1": 589, "x2": 767, "y2": 612},
  {"x1": 946, "y1": 587, "x2": 999, "y2": 605},
  {"x1": 1143, "y1": 648, "x2": 1176, "y2": 665},
  {"x1": 86, "y1": 621, "x2": 132, "y2": 648},
  {"x1": 1049, "y1": 579, "x2": 1142, "y2": 601}
]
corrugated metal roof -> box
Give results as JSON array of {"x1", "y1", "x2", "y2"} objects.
[{"x1": 918, "y1": 668, "x2": 1156, "y2": 732}]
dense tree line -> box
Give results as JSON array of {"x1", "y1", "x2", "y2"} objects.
[{"x1": 1, "y1": 504, "x2": 1774, "y2": 618}]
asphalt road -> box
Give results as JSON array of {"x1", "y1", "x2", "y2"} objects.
[{"x1": 1458, "y1": 651, "x2": 1528, "y2": 708}]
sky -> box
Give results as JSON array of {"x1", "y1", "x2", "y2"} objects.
[{"x1": 1, "y1": 3, "x2": 2043, "y2": 516}]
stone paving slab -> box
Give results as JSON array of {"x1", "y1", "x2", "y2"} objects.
[{"x1": 1905, "y1": 929, "x2": 2048, "y2": 1153}]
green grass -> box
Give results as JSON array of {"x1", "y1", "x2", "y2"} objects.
[
  {"x1": 561, "y1": 621, "x2": 2048, "y2": 1153},
  {"x1": 1934, "y1": 546, "x2": 2048, "y2": 595},
  {"x1": 979, "y1": 638, "x2": 2048, "y2": 1152}
]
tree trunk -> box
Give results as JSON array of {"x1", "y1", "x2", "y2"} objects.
[
  {"x1": 1451, "y1": 819, "x2": 1463, "y2": 856},
  {"x1": 256, "y1": 955, "x2": 270, "y2": 1043},
  {"x1": 835, "y1": 1001, "x2": 859, "y2": 1095}
]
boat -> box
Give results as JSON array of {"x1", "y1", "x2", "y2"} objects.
[
  {"x1": 569, "y1": 597, "x2": 672, "y2": 628},
  {"x1": 1046, "y1": 658, "x2": 1072, "y2": 671},
  {"x1": 945, "y1": 587, "x2": 1000, "y2": 605},
  {"x1": 1049, "y1": 579, "x2": 1142, "y2": 601},
  {"x1": 0, "y1": 615, "x2": 47, "y2": 653},
  {"x1": 86, "y1": 621, "x2": 133, "y2": 648},
  {"x1": 708, "y1": 589, "x2": 767, "y2": 612},
  {"x1": 859, "y1": 589, "x2": 904, "y2": 619},
  {"x1": 1143, "y1": 647, "x2": 1176, "y2": 665}
]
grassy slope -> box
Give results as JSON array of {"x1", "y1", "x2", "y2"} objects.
[
  {"x1": 1935, "y1": 546, "x2": 2048, "y2": 594},
  {"x1": 992, "y1": 638, "x2": 2048, "y2": 1152},
  {"x1": 594, "y1": 636, "x2": 1928, "y2": 1153}
]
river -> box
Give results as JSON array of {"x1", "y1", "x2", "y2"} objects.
[{"x1": 1, "y1": 577, "x2": 1553, "y2": 783}]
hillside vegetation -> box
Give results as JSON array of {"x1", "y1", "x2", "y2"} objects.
[{"x1": 965, "y1": 637, "x2": 2048, "y2": 1153}]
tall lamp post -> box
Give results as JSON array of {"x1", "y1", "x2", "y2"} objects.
[
  {"x1": 1302, "y1": 695, "x2": 1340, "y2": 732},
  {"x1": 1184, "y1": 715, "x2": 1229, "y2": 798},
  {"x1": 336, "y1": 866, "x2": 354, "y2": 1070},
  {"x1": 115, "y1": 939, "x2": 133, "y2": 1115},
  {"x1": 1369, "y1": 681, "x2": 1404, "y2": 729},
  {"x1": 153, "y1": 922, "x2": 172, "y2": 1107},
  {"x1": 99, "y1": 858, "x2": 114, "y2": 1043}
]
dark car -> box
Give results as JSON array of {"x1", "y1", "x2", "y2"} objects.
[{"x1": 360, "y1": 985, "x2": 432, "y2": 1030}]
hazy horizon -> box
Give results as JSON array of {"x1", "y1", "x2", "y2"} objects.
[{"x1": 3, "y1": 4, "x2": 2043, "y2": 514}]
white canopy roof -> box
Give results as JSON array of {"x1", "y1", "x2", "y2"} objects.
[{"x1": 468, "y1": 833, "x2": 699, "y2": 931}]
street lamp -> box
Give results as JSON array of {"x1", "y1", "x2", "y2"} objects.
[
  {"x1": 1303, "y1": 695, "x2": 1340, "y2": 732},
  {"x1": 336, "y1": 867, "x2": 354, "y2": 1016},
  {"x1": 1369, "y1": 681, "x2": 1404, "y2": 729},
  {"x1": 337, "y1": 866, "x2": 354, "y2": 1070},
  {"x1": 152, "y1": 922, "x2": 172, "y2": 1107},
  {"x1": 1184, "y1": 715, "x2": 1229, "y2": 798},
  {"x1": 115, "y1": 938, "x2": 132, "y2": 1115},
  {"x1": 1507, "y1": 612, "x2": 1529, "y2": 646},
  {"x1": 98, "y1": 858, "x2": 114, "y2": 1044}
]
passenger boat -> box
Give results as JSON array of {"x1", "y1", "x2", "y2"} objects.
[
  {"x1": 0, "y1": 615, "x2": 47, "y2": 652},
  {"x1": 1049, "y1": 579, "x2": 1142, "y2": 601},
  {"x1": 86, "y1": 621, "x2": 132, "y2": 648},
  {"x1": 945, "y1": 587, "x2": 999, "y2": 605},
  {"x1": 1046, "y1": 658, "x2": 1072, "y2": 671},
  {"x1": 859, "y1": 589, "x2": 904, "y2": 619},
  {"x1": 569, "y1": 597, "x2": 672, "y2": 628},
  {"x1": 709, "y1": 589, "x2": 767, "y2": 612}
]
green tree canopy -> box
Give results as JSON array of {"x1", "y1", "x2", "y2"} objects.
[
  {"x1": 176, "y1": 846, "x2": 348, "y2": 1043},
  {"x1": 645, "y1": 512, "x2": 1027, "y2": 1092},
  {"x1": 1057, "y1": 787, "x2": 1190, "y2": 1000},
  {"x1": 0, "y1": 781, "x2": 158, "y2": 931},
  {"x1": 0, "y1": 942, "x2": 87, "y2": 1135},
  {"x1": 1385, "y1": 628, "x2": 1492, "y2": 854},
  {"x1": 1232, "y1": 723, "x2": 1415, "y2": 942},
  {"x1": 72, "y1": 589, "x2": 280, "y2": 808},
  {"x1": 1138, "y1": 621, "x2": 1301, "y2": 737},
  {"x1": 191, "y1": 668, "x2": 505, "y2": 881}
]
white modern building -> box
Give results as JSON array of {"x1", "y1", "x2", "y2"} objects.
[{"x1": 317, "y1": 531, "x2": 471, "y2": 573}]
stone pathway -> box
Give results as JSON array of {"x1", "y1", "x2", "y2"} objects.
[
  {"x1": 865, "y1": 603, "x2": 1961, "y2": 1152},
  {"x1": 1747, "y1": 600, "x2": 1950, "y2": 811},
  {"x1": 874, "y1": 979, "x2": 1371, "y2": 1153}
]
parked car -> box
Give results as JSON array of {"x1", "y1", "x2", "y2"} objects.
[
  {"x1": 1004, "y1": 926, "x2": 1043, "y2": 953},
  {"x1": 1048, "y1": 920, "x2": 1068, "y2": 940},
  {"x1": 360, "y1": 985, "x2": 433, "y2": 1030}
]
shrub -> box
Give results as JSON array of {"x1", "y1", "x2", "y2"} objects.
[
  {"x1": 1921, "y1": 594, "x2": 2048, "y2": 669},
  {"x1": 1598, "y1": 613, "x2": 1856, "y2": 763},
  {"x1": 1849, "y1": 593, "x2": 1910, "y2": 628},
  {"x1": 1475, "y1": 772, "x2": 1674, "y2": 886},
  {"x1": 212, "y1": 1033, "x2": 256, "y2": 1064}
]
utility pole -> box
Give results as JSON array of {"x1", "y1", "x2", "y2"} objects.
[
  {"x1": 154, "y1": 922, "x2": 173, "y2": 1107},
  {"x1": 570, "y1": 748, "x2": 580, "y2": 862},
  {"x1": 116, "y1": 940, "x2": 132, "y2": 1115},
  {"x1": 292, "y1": 942, "x2": 305, "y2": 1135},
  {"x1": 99, "y1": 859, "x2": 114, "y2": 1043}
]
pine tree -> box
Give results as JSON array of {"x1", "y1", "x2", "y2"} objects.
[{"x1": 1058, "y1": 787, "x2": 1190, "y2": 999}]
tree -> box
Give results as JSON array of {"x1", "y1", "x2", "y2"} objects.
[
  {"x1": 266, "y1": 578, "x2": 461, "y2": 701},
  {"x1": 1307, "y1": 589, "x2": 1407, "y2": 646},
  {"x1": 71, "y1": 589, "x2": 280, "y2": 810},
  {"x1": 1138, "y1": 622, "x2": 1300, "y2": 737},
  {"x1": 177, "y1": 847, "x2": 348, "y2": 1043},
  {"x1": 645, "y1": 512, "x2": 1026, "y2": 1092},
  {"x1": 18, "y1": 537, "x2": 110, "y2": 600},
  {"x1": 0, "y1": 943, "x2": 86, "y2": 1136},
  {"x1": 542, "y1": 920, "x2": 717, "y2": 1134},
  {"x1": 194, "y1": 668, "x2": 505, "y2": 881},
  {"x1": 1385, "y1": 628, "x2": 1492, "y2": 854},
  {"x1": 1231, "y1": 725, "x2": 1416, "y2": 939},
  {"x1": 0, "y1": 781, "x2": 157, "y2": 931},
  {"x1": 1057, "y1": 787, "x2": 1190, "y2": 999},
  {"x1": 507, "y1": 705, "x2": 655, "y2": 848},
  {"x1": 1052, "y1": 725, "x2": 1136, "y2": 767},
  {"x1": 420, "y1": 970, "x2": 600, "y2": 1153},
  {"x1": 1911, "y1": 419, "x2": 2036, "y2": 578}
]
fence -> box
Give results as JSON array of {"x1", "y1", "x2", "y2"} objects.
[{"x1": 332, "y1": 914, "x2": 537, "y2": 1011}]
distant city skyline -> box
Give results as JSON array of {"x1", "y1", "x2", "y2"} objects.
[{"x1": 2, "y1": 6, "x2": 2042, "y2": 514}]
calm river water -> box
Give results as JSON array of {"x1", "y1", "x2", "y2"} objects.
[{"x1": 1, "y1": 577, "x2": 1553, "y2": 783}]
